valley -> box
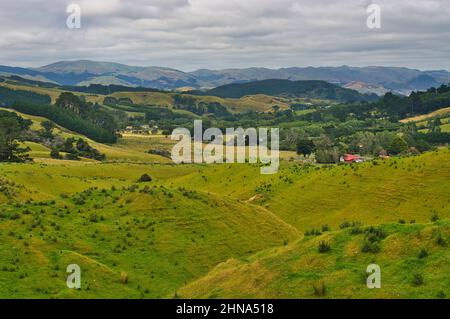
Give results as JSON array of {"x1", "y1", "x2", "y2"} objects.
[{"x1": 0, "y1": 73, "x2": 449, "y2": 299}]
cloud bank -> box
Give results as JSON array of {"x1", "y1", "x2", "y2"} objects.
[{"x1": 1, "y1": 0, "x2": 449, "y2": 71}]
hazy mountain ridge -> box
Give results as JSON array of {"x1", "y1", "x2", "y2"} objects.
[{"x1": 1, "y1": 60, "x2": 450, "y2": 94}]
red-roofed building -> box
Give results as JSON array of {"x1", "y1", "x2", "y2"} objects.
[{"x1": 342, "y1": 154, "x2": 363, "y2": 163}]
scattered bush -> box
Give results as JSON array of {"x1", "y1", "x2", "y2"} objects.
[
  {"x1": 417, "y1": 248, "x2": 429, "y2": 259},
  {"x1": 120, "y1": 272, "x2": 129, "y2": 284},
  {"x1": 138, "y1": 174, "x2": 152, "y2": 183},
  {"x1": 312, "y1": 281, "x2": 326, "y2": 296},
  {"x1": 318, "y1": 241, "x2": 331, "y2": 253},
  {"x1": 436, "y1": 234, "x2": 446, "y2": 246},
  {"x1": 89, "y1": 214, "x2": 99, "y2": 223},
  {"x1": 412, "y1": 273, "x2": 424, "y2": 286}
]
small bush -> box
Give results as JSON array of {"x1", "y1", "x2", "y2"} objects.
[
  {"x1": 120, "y1": 272, "x2": 129, "y2": 284},
  {"x1": 417, "y1": 248, "x2": 428, "y2": 259},
  {"x1": 312, "y1": 281, "x2": 326, "y2": 296},
  {"x1": 361, "y1": 241, "x2": 381, "y2": 253},
  {"x1": 430, "y1": 213, "x2": 440, "y2": 222},
  {"x1": 339, "y1": 221, "x2": 351, "y2": 229},
  {"x1": 436, "y1": 234, "x2": 446, "y2": 246},
  {"x1": 89, "y1": 214, "x2": 98, "y2": 223},
  {"x1": 138, "y1": 174, "x2": 152, "y2": 183},
  {"x1": 74, "y1": 197, "x2": 85, "y2": 205},
  {"x1": 436, "y1": 290, "x2": 446, "y2": 299},
  {"x1": 350, "y1": 225, "x2": 363, "y2": 235},
  {"x1": 412, "y1": 273, "x2": 424, "y2": 286},
  {"x1": 50, "y1": 149, "x2": 62, "y2": 159},
  {"x1": 318, "y1": 241, "x2": 331, "y2": 253}
]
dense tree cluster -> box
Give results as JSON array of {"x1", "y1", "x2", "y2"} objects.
[
  {"x1": 0, "y1": 111, "x2": 32, "y2": 162},
  {"x1": 10, "y1": 92, "x2": 118, "y2": 143},
  {"x1": 50, "y1": 137, "x2": 106, "y2": 161},
  {"x1": 0, "y1": 87, "x2": 51, "y2": 106}
]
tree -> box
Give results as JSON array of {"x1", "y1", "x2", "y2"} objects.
[
  {"x1": 314, "y1": 135, "x2": 340, "y2": 164},
  {"x1": 296, "y1": 139, "x2": 315, "y2": 157},
  {"x1": 0, "y1": 111, "x2": 32, "y2": 162},
  {"x1": 388, "y1": 136, "x2": 408, "y2": 155},
  {"x1": 55, "y1": 92, "x2": 85, "y2": 114},
  {"x1": 429, "y1": 118, "x2": 442, "y2": 133},
  {"x1": 315, "y1": 148, "x2": 340, "y2": 164},
  {"x1": 40, "y1": 120, "x2": 55, "y2": 140},
  {"x1": 50, "y1": 148, "x2": 62, "y2": 159}
]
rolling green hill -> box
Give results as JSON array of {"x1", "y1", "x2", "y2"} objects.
[
  {"x1": 0, "y1": 148, "x2": 448, "y2": 298},
  {"x1": 0, "y1": 161, "x2": 297, "y2": 298},
  {"x1": 178, "y1": 221, "x2": 449, "y2": 299}
]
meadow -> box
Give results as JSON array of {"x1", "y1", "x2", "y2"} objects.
[{"x1": 0, "y1": 145, "x2": 449, "y2": 298}]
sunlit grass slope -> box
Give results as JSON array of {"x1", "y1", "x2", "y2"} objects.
[
  {"x1": 178, "y1": 221, "x2": 449, "y2": 299},
  {"x1": 169, "y1": 149, "x2": 450, "y2": 232},
  {"x1": 0, "y1": 163, "x2": 297, "y2": 298}
]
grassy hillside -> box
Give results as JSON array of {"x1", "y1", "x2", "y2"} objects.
[
  {"x1": 1, "y1": 79, "x2": 290, "y2": 115},
  {"x1": 0, "y1": 107, "x2": 169, "y2": 163},
  {"x1": 0, "y1": 161, "x2": 298, "y2": 298},
  {"x1": 0, "y1": 147, "x2": 448, "y2": 298},
  {"x1": 167, "y1": 149, "x2": 450, "y2": 231},
  {"x1": 178, "y1": 221, "x2": 449, "y2": 299},
  {"x1": 400, "y1": 107, "x2": 450, "y2": 123}
]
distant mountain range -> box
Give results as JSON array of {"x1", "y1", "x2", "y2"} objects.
[{"x1": 1, "y1": 60, "x2": 449, "y2": 95}]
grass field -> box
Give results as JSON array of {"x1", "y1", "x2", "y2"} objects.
[
  {"x1": 0, "y1": 147, "x2": 449, "y2": 298},
  {"x1": 400, "y1": 107, "x2": 450, "y2": 123},
  {"x1": 179, "y1": 221, "x2": 449, "y2": 299}
]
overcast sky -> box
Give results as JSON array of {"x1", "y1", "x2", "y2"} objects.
[{"x1": 0, "y1": 0, "x2": 449, "y2": 71}]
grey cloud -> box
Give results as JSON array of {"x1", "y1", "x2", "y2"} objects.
[{"x1": 0, "y1": 0, "x2": 448, "y2": 71}]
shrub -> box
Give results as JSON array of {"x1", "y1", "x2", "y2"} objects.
[
  {"x1": 50, "y1": 149, "x2": 62, "y2": 159},
  {"x1": 318, "y1": 241, "x2": 331, "y2": 253},
  {"x1": 417, "y1": 248, "x2": 428, "y2": 259},
  {"x1": 74, "y1": 197, "x2": 85, "y2": 205},
  {"x1": 350, "y1": 225, "x2": 364, "y2": 235},
  {"x1": 437, "y1": 290, "x2": 446, "y2": 299},
  {"x1": 430, "y1": 213, "x2": 440, "y2": 222},
  {"x1": 361, "y1": 226, "x2": 385, "y2": 253},
  {"x1": 361, "y1": 241, "x2": 381, "y2": 253},
  {"x1": 138, "y1": 174, "x2": 152, "y2": 183},
  {"x1": 412, "y1": 273, "x2": 424, "y2": 286},
  {"x1": 340, "y1": 221, "x2": 351, "y2": 229},
  {"x1": 436, "y1": 234, "x2": 446, "y2": 246},
  {"x1": 89, "y1": 214, "x2": 99, "y2": 223},
  {"x1": 64, "y1": 153, "x2": 80, "y2": 161},
  {"x1": 312, "y1": 281, "x2": 326, "y2": 296},
  {"x1": 120, "y1": 272, "x2": 129, "y2": 284}
]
